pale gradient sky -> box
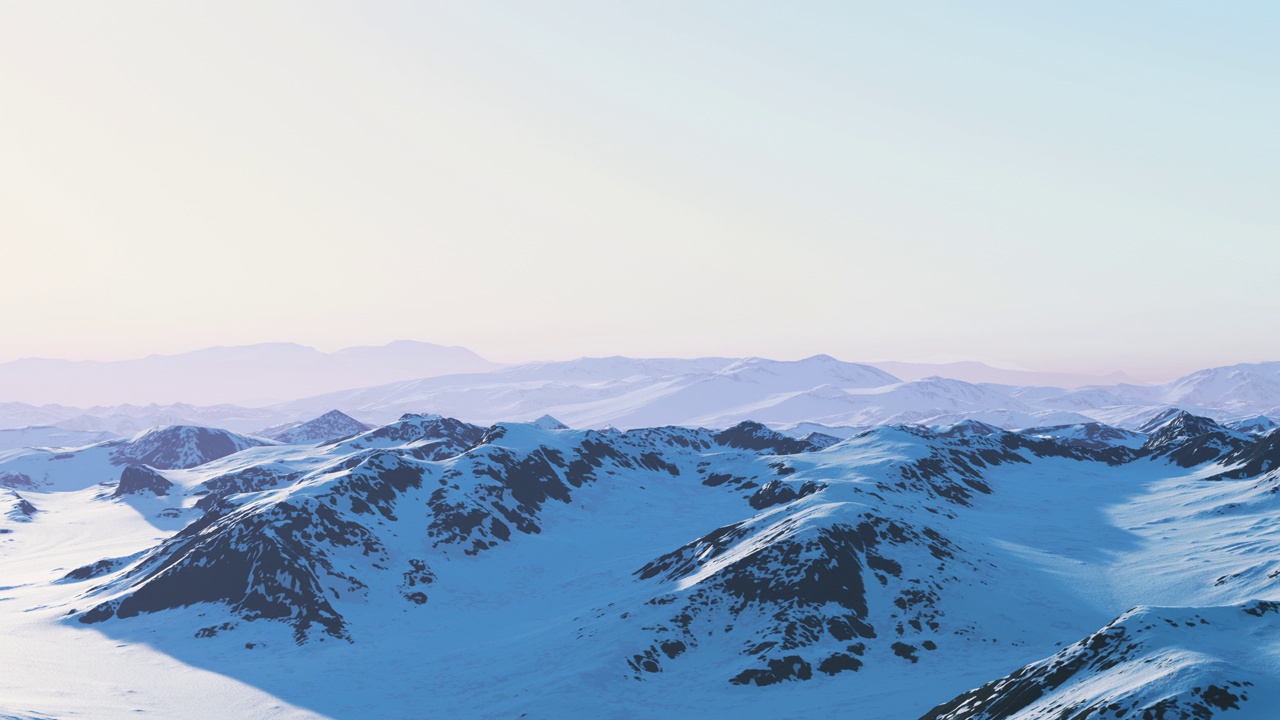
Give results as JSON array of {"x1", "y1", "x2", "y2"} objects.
[{"x1": 1, "y1": 2, "x2": 1276, "y2": 382}]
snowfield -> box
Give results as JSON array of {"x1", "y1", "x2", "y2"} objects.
[{"x1": 2, "y1": 407, "x2": 1280, "y2": 718}]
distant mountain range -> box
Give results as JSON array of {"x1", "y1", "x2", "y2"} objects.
[
  {"x1": 0, "y1": 345, "x2": 1278, "y2": 441},
  {"x1": 272, "y1": 355, "x2": 1280, "y2": 433},
  {"x1": 0, "y1": 341, "x2": 498, "y2": 407},
  {"x1": 867, "y1": 360, "x2": 1136, "y2": 388}
]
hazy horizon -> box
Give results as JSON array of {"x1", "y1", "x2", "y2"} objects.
[
  {"x1": 0, "y1": 336, "x2": 1243, "y2": 387},
  {"x1": 3, "y1": 2, "x2": 1277, "y2": 382}
]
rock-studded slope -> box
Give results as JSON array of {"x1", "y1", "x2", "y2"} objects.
[
  {"x1": 71, "y1": 418, "x2": 826, "y2": 643},
  {"x1": 10, "y1": 408, "x2": 1280, "y2": 717},
  {"x1": 922, "y1": 602, "x2": 1279, "y2": 720}
]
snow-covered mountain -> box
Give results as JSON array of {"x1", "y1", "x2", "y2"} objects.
[
  {"x1": 1227, "y1": 415, "x2": 1279, "y2": 435},
  {"x1": 258, "y1": 410, "x2": 372, "y2": 445},
  {"x1": 266, "y1": 357, "x2": 1280, "y2": 433},
  {"x1": 5, "y1": 405, "x2": 1280, "y2": 717},
  {"x1": 273, "y1": 354, "x2": 904, "y2": 429},
  {"x1": 4, "y1": 355, "x2": 1280, "y2": 443}
]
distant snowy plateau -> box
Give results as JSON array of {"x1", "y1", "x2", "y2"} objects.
[{"x1": 4, "y1": 351, "x2": 1280, "y2": 718}]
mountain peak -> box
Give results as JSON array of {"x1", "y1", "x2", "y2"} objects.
[
  {"x1": 262, "y1": 410, "x2": 373, "y2": 445},
  {"x1": 531, "y1": 414, "x2": 569, "y2": 430}
]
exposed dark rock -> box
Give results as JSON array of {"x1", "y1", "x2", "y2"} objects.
[
  {"x1": 332, "y1": 414, "x2": 485, "y2": 458},
  {"x1": 0, "y1": 472, "x2": 37, "y2": 490},
  {"x1": 729, "y1": 655, "x2": 813, "y2": 686},
  {"x1": 748, "y1": 480, "x2": 824, "y2": 510},
  {"x1": 196, "y1": 466, "x2": 299, "y2": 510},
  {"x1": 111, "y1": 426, "x2": 267, "y2": 470},
  {"x1": 714, "y1": 422, "x2": 816, "y2": 455},
  {"x1": 62, "y1": 557, "x2": 125, "y2": 582},
  {"x1": 817, "y1": 652, "x2": 863, "y2": 675},
  {"x1": 113, "y1": 465, "x2": 173, "y2": 497},
  {"x1": 1211, "y1": 430, "x2": 1280, "y2": 480}
]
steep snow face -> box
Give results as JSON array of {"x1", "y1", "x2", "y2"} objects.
[
  {"x1": 9, "y1": 410, "x2": 1280, "y2": 718},
  {"x1": 923, "y1": 602, "x2": 1280, "y2": 720},
  {"x1": 259, "y1": 410, "x2": 372, "y2": 444}
]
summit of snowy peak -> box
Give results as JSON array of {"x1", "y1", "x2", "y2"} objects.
[
  {"x1": 1137, "y1": 409, "x2": 1248, "y2": 441},
  {"x1": 1136, "y1": 407, "x2": 1199, "y2": 434},
  {"x1": 1139, "y1": 410, "x2": 1251, "y2": 467},
  {"x1": 933, "y1": 419, "x2": 1006, "y2": 439},
  {"x1": 531, "y1": 414, "x2": 569, "y2": 430},
  {"x1": 261, "y1": 410, "x2": 373, "y2": 445}
]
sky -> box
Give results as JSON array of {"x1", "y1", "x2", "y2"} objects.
[{"x1": 1, "y1": 2, "x2": 1276, "y2": 381}]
